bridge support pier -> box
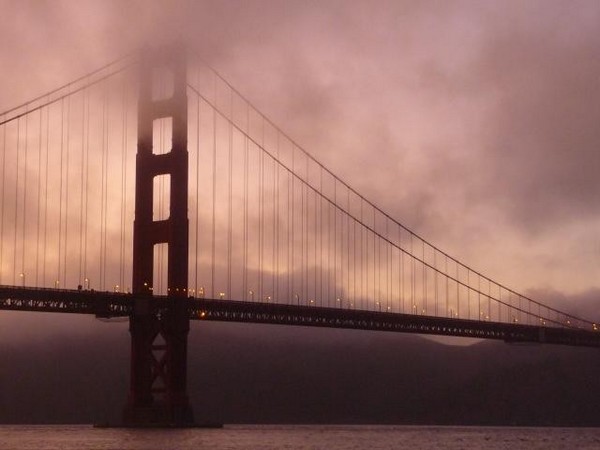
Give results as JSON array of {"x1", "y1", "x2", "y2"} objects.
[{"x1": 122, "y1": 47, "x2": 194, "y2": 427}]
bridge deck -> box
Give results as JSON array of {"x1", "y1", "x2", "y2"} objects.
[{"x1": 1, "y1": 286, "x2": 599, "y2": 348}]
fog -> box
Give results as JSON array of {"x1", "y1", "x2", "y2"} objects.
[{"x1": 0, "y1": 1, "x2": 598, "y2": 332}]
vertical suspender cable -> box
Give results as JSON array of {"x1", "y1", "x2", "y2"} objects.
[
  {"x1": 258, "y1": 135, "x2": 263, "y2": 301},
  {"x1": 227, "y1": 90, "x2": 233, "y2": 299},
  {"x1": 121, "y1": 79, "x2": 128, "y2": 290},
  {"x1": 57, "y1": 99, "x2": 64, "y2": 287},
  {"x1": 14, "y1": 117, "x2": 21, "y2": 285},
  {"x1": 211, "y1": 82, "x2": 217, "y2": 298},
  {"x1": 276, "y1": 133, "x2": 280, "y2": 302},
  {"x1": 195, "y1": 83, "x2": 201, "y2": 295},
  {"x1": 314, "y1": 178, "x2": 323, "y2": 306},
  {"x1": 301, "y1": 158, "x2": 305, "y2": 303},
  {"x1": 273, "y1": 141, "x2": 277, "y2": 302},
  {"x1": 411, "y1": 234, "x2": 415, "y2": 313},
  {"x1": 399, "y1": 226, "x2": 403, "y2": 313},
  {"x1": 43, "y1": 103, "x2": 50, "y2": 286},
  {"x1": 434, "y1": 251, "x2": 438, "y2": 315},
  {"x1": 305, "y1": 159, "x2": 309, "y2": 303},
  {"x1": 360, "y1": 200, "x2": 364, "y2": 310},
  {"x1": 319, "y1": 167, "x2": 323, "y2": 305},
  {"x1": 83, "y1": 86, "x2": 90, "y2": 287},
  {"x1": 422, "y1": 241, "x2": 426, "y2": 314},
  {"x1": 339, "y1": 184, "x2": 343, "y2": 303},
  {"x1": 333, "y1": 181, "x2": 337, "y2": 304},
  {"x1": 34, "y1": 108, "x2": 43, "y2": 285},
  {"x1": 327, "y1": 179, "x2": 331, "y2": 307},
  {"x1": 467, "y1": 269, "x2": 471, "y2": 320},
  {"x1": 386, "y1": 219, "x2": 389, "y2": 310},
  {"x1": 99, "y1": 87, "x2": 105, "y2": 289},
  {"x1": 352, "y1": 199, "x2": 357, "y2": 308},
  {"x1": 373, "y1": 208, "x2": 377, "y2": 308},
  {"x1": 243, "y1": 104, "x2": 249, "y2": 300},
  {"x1": 488, "y1": 280, "x2": 492, "y2": 320},
  {"x1": 102, "y1": 83, "x2": 109, "y2": 290},
  {"x1": 78, "y1": 87, "x2": 86, "y2": 285},
  {"x1": 118, "y1": 81, "x2": 125, "y2": 289},
  {"x1": 478, "y1": 276, "x2": 481, "y2": 321},
  {"x1": 445, "y1": 255, "x2": 449, "y2": 318},
  {"x1": 365, "y1": 203, "x2": 368, "y2": 309},
  {"x1": 261, "y1": 130, "x2": 265, "y2": 300},
  {"x1": 64, "y1": 93, "x2": 71, "y2": 287},
  {"x1": 456, "y1": 263, "x2": 460, "y2": 318},
  {"x1": 346, "y1": 192, "x2": 349, "y2": 305},
  {"x1": 0, "y1": 121, "x2": 6, "y2": 283},
  {"x1": 287, "y1": 150, "x2": 291, "y2": 303},
  {"x1": 291, "y1": 148, "x2": 295, "y2": 302},
  {"x1": 22, "y1": 113, "x2": 28, "y2": 285}
]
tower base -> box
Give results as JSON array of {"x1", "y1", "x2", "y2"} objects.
[{"x1": 121, "y1": 403, "x2": 196, "y2": 428}]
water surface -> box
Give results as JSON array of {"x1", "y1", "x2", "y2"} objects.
[{"x1": 1, "y1": 424, "x2": 600, "y2": 449}]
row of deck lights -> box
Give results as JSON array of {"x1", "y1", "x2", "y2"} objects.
[{"x1": 12, "y1": 275, "x2": 600, "y2": 332}]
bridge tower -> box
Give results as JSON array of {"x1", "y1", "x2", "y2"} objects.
[{"x1": 122, "y1": 47, "x2": 194, "y2": 426}]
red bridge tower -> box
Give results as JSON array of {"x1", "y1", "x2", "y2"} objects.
[{"x1": 122, "y1": 47, "x2": 194, "y2": 426}]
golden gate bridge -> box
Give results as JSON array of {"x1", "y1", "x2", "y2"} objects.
[{"x1": 0, "y1": 46, "x2": 598, "y2": 427}]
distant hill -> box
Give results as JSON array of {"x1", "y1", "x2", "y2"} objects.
[{"x1": 1, "y1": 320, "x2": 599, "y2": 425}]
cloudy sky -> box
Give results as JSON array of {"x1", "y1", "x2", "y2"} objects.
[{"x1": 0, "y1": 0, "x2": 598, "y2": 318}]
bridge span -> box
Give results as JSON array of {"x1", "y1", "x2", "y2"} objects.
[{"x1": 1, "y1": 285, "x2": 598, "y2": 348}]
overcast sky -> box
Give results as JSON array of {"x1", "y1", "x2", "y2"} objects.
[{"x1": 0, "y1": 0, "x2": 598, "y2": 318}]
